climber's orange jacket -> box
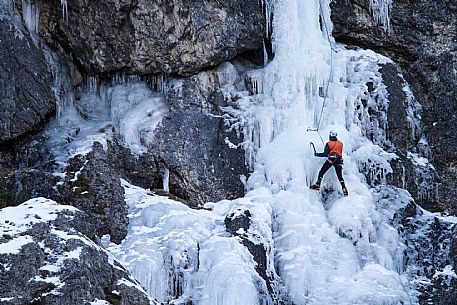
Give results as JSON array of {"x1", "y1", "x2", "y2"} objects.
[{"x1": 315, "y1": 140, "x2": 343, "y2": 158}]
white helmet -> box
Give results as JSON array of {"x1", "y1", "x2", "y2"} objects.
[{"x1": 329, "y1": 130, "x2": 337, "y2": 138}]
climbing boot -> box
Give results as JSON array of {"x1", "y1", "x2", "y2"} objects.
[
  {"x1": 310, "y1": 183, "x2": 321, "y2": 190},
  {"x1": 340, "y1": 181, "x2": 348, "y2": 197},
  {"x1": 342, "y1": 186, "x2": 348, "y2": 197}
]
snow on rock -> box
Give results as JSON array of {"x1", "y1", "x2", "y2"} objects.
[
  {"x1": 0, "y1": 198, "x2": 151, "y2": 305},
  {"x1": 0, "y1": 197, "x2": 77, "y2": 236},
  {"x1": 0, "y1": 235, "x2": 34, "y2": 255}
]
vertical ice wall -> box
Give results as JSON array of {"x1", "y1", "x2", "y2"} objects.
[{"x1": 221, "y1": 0, "x2": 416, "y2": 303}]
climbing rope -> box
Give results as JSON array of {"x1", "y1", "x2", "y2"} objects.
[{"x1": 307, "y1": 0, "x2": 335, "y2": 147}]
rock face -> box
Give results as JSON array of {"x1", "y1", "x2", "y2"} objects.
[
  {"x1": 60, "y1": 142, "x2": 128, "y2": 244},
  {"x1": 373, "y1": 62, "x2": 438, "y2": 204},
  {"x1": 371, "y1": 185, "x2": 457, "y2": 305},
  {"x1": 331, "y1": 0, "x2": 457, "y2": 213},
  {"x1": 404, "y1": 212, "x2": 457, "y2": 305},
  {"x1": 0, "y1": 9, "x2": 55, "y2": 143},
  {"x1": 38, "y1": 0, "x2": 264, "y2": 75},
  {"x1": 0, "y1": 134, "x2": 58, "y2": 208},
  {"x1": 151, "y1": 64, "x2": 248, "y2": 206},
  {"x1": 0, "y1": 198, "x2": 151, "y2": 305}
]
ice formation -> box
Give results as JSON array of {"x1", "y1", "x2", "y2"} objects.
[
  {"x1": 106, "y1": 0, "x2": 434, "y2": 304},
  {"x1": 46, "y1": 76, "x2": 168, "y2": 168},
  {"x1": 6, "y1": 0, "x2": 440, "y2": 303},
  {"x1": 21, "y1": 0, "x2": 39, "y2": 35},
  {"x1": 109, "y1": 181, "x2": 276, "y2": 305},
  {"x1": 369, "y1": 0, "x2": 392, "y2": 31}
]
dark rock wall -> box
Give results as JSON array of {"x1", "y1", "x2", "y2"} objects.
[
  {"x1": 0, "y1": 135, "x2": 58, "y2": 208},
  {"x1": 331, "y1": 0, "x2": 457, "y2": 213},
  {"x1": 59, "y1": 142, "x2": 128, "y2": 244},
  {"x1": 152, "y1": 68, "x2": 248, "y2": 206},
  {"x1": 38, "y1": 0, "x2": 264, "y2": 76},
  {"x1": 0, "y1": 17, "x2": 55, "y2": 143}
]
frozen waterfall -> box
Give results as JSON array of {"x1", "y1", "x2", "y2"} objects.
[{"x1": 108, "y1": 0, "x2": 418, "y2": 304}]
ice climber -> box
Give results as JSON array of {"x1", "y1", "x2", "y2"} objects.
[{"x1": 310, "y1": 130, "x2": 348, "y2": 197}]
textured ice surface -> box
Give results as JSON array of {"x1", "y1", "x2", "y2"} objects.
[{"x1": 109, "y1": 0, "x2": 420, "y2": 303}]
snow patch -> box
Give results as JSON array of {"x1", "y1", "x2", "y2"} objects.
[
  {"x1": 0, "y1": 197, "x2": 77, "y2": 235},
  {"x1": 89, "y1": 300, "x2": 110, "y2": 305},
  {"x1": 0, "y1": 235, "x2": 34, "y2": 255}
]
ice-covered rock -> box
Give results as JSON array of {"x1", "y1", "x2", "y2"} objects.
[
  {"x1": 0, "y1": 197, "x2": 151, "y2": 305},
  {"x1": 331, "y1": 0, "x2": 457, "y2": 213},
  {"x1": 108, "y1": 180, "x2": 276, "y2": 305}
]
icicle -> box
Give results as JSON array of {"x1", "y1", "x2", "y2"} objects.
[
  {"x1": 61, "y1": 0, "x2": 68, "y2": 22},
  {"x1": 150, "y1": 73, "x2": 164, "y2": 92},
  {"x1": 22, "y1": 0, "x2": 39, "y2": 34},
  {"x1": 42, "y1": 47, "x2": 75, "y2": 117},
  {"x1": 264, "y1": 0, "x2": 272, "y2": 38},
  {"x1": 163, "y1": 167, "x2": 170, "y2": 193},
  {"x1": 369, "y1": 0, "x2": 392, "y2": 31},
  {"x1": 86, "y1": 75, "x2": 99, "y2": 94},
  {"x1": 262, "y1": 39, "x2": 268, "y2": 65}
]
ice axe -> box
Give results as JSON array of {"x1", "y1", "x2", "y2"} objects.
[
  {"x1": 306, "y1": 127, "x2": 325, "y2": 146},
  {"x1": 310, "y1": 142, "x2": 316, "y2": 155}
]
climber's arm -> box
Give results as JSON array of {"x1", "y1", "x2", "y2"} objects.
[{"x1": 314, "y1": 144, "x2": 328, "y2": 157}]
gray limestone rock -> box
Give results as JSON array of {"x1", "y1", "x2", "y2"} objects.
[
  {"x1": 0, "y1": 8, "x2": 55, "y2": 143},
  {"x1": 60, "y1": 141, "x2": 128, "y2": 244},
  {"x1": 0, "y1": 198, "x2": 151, "y2": 305},
  {"x1": 151, "y1": 65, "x2": 248, "y2": 206},
  {"x1": 38, "y1": 0, "x2": 264, "y2": 75}
]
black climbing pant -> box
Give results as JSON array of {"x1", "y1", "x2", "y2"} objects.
[{"x1": 317, "y1": 159, "x2": 344, "y2": 183}]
